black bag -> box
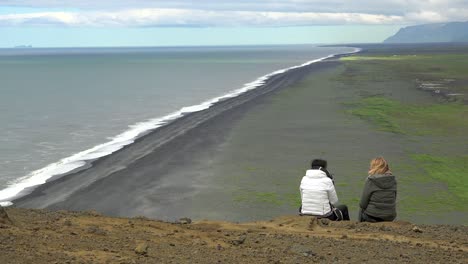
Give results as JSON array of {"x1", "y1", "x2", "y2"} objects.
[{"x1": 331, "y1": 206, "x2": 344, "y2": 221}]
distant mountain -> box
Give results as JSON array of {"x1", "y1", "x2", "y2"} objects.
[
  {"x1": 14, "y1": 45, "x2": 33, "y2": 48},
  {"x1": 384, "y1": 21, "x2": 468, "y2": 43}
]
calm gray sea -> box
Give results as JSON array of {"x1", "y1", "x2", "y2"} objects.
[{"x1": 0, "y1": 45, "x2": 354, "y2": 202}]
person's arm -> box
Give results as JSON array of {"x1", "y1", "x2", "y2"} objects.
[
  {"x1": 299, "y1": 178, "x2": 306, "y2": 202},
  {"x1": 327, "y1": 181, "x2": 339, "y2": 205},
  {"x1": 359, "y1": 178, "x2": 372, "y2": 210}
]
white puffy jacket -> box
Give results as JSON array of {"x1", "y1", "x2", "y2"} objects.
[{"x1": 300, "y1": 169, "x2": 339, "y2": 216}]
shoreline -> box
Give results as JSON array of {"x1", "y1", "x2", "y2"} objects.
[
  {"x1": 0, "y1": 48, "x2": 358, "y2": 207},
  {"x1": 9, "y1": 43, "x2": 467, "y2": 225},
  {"x1": 12, "y1": 55, "x2": 348, "y2": 216}
]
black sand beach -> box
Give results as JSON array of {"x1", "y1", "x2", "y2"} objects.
[
  {"x1": 14, "y1": 58, "x2": 340, "y2": 220},
  {"x1": 14, "y1": 44, "x2": 468, "y2": 225}
]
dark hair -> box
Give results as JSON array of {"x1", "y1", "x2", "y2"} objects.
[{"x1": 311, "y1": 159, "x2": 327, "y2": 169}]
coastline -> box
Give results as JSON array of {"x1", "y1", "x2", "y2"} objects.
[
  {"x1": 0, "y1": 48, "x2": 357, "y2": 207},
  {"x1": 9, "y1": 43, "x2": 468, "y2": 225},
  {"x1": 12, "y1": 55, "x2": 348, "y2": 217},
  {"x1": 9, "y1": 43, "x2": 467, "y2": 225}
]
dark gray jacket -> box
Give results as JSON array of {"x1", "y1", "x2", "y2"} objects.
[{"x1": 359, "y1": 173, "x2": 397, "y2": 221}]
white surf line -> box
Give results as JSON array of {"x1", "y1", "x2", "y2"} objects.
[{"x1": 0, "y1": 47, "x2": 361, "y2": 207}]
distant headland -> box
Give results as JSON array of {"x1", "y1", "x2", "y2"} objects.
[
  {"x1": 384, "y1": 21, "x2": 468, "y2": 43},
  {"x1": 13, "y1": 45, "x2": 33, "y2": 48}
]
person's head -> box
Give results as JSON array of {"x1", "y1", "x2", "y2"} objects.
[
  {"x1": 368, "y1": 157, "x2": 390, "y2": 175},
  {"x1": 311, "y1": 159, "x2": 327, "y2": 169}
]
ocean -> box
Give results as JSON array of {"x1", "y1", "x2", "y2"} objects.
[{"x1": 0, "y1": 45, "x2": 356, "y2": 205}]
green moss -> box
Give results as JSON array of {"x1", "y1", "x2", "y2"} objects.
[
  {"x1": 285, "y1": 193, "x2": 301, "y2": 207},
  {"x1": 346, "y1": 97, "x2": 404, "y2": 134},
  {"x1": 411, "y1": 154, "x2": 468, "y2": 202},
  {"x1": 346, "y1": 97, "x2": 468, "y2": 136}
]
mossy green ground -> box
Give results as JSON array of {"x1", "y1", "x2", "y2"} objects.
[
  {"x1": 185, "y1": 45, "x2": 468, "y2": 224},
  {"x1": 412, "y1": 155, "x2": 468, "y2": 202},
  {"x1": 340, "y1": 46, "x2": 468, "y2": 220},
  {"x1": 341, "y1": 52, "x2": 468, "y2": 99},
  {"x1": 342, "y1": 54, "x2": 468, "y2": 80},
  {"x1": 225, "y1": 46, "x2": 467, "y2": 224},
  {"x1": 346, "y1": 96, "x2": 468, "y2": 135}
]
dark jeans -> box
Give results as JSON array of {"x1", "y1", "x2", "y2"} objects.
[
  {"x1": 359, "y1": 209, "x2": 385, "y2": 222},
  {"x1": 299, "y1": 204, "x2": 350, "y2": 221}
]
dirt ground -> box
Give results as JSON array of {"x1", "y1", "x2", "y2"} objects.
[{"x1": 0, "y1": 207, "x2": 466, "y2": 263}]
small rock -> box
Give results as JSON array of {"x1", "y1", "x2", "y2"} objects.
[
  {"x1": 302, "y1": 250, "x2": 316, "y2": 257},
  {"x1": 177, "y1": 217, "x2": 192, "y2": 224},
  {"x1": 87, "y1": 226, "x2": 107, "y2": 236},
  {"x1": 379, "y1": 225, "x2": 391, "y2": 231},
  {"x1": 135, "y1": 243, "x2": 148, "y2": 255},
  {"x1": 63, "y1": 219, "x2": 72, "y2": 226},
  {"x1": 70, "y1": 231, "x2": 78, "y2": 236},
  {"x1": 319, "y1": 218, "x2": 330, "y2": 226},
  {"x1": 341, "y1": 234, "x2": 348, "y2": 239},
  {"x1": 230, "y1": 235, "x2": 247, "y2": 246},
  {"x1": 412, "y1": 226, "x2": 423, "y2": 233}
]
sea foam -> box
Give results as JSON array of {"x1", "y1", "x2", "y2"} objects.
[{"x1": 0, "y1": 47, "x2": 361, "y2": 207}]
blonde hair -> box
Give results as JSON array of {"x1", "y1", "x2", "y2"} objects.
[{"x1": 368, "y1": 156, "x2": 391, "y2": 175}]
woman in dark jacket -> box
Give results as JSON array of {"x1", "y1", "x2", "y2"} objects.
[{"x1": 359, "y1": 157, "x2": 397, "y2": 222}]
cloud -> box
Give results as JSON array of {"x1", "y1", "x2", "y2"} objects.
[
  {"x1": 0, "y1": 8, "x2": 409, "y2": 27},
  {"x1": 0, "y1": 1, "x2": 467, "y2": 27},
  {"x1": 2, "y1": 0, "x2": 468, "y2": 14}
]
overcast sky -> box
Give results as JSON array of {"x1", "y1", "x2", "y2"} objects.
[{"x1": 1, "y1": 0, "x2": 467, "y2": 47}]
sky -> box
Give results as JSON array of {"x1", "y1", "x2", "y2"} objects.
[{"x1": 0, "y1": 0, "x2": 467, "y2": 47}]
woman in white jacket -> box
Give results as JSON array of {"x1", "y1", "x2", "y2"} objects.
[{"x1": 300, "y1": 159, "x2": 349, "y2": 221}]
